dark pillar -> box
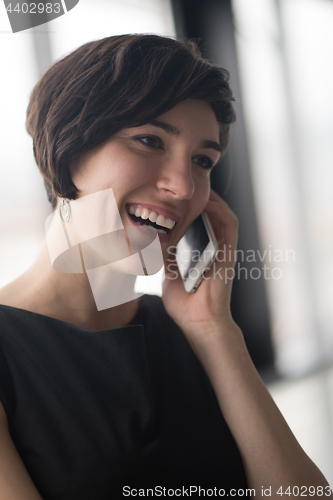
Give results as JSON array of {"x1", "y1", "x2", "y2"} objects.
[{"x1": 172, "y1": 0, "x2": 276, "y2": 379}]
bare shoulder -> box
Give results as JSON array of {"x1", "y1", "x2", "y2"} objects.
[
  {"x1": 0, "y1": 282, "x2": 20, "y2": 308},
  {"x1": 0, "y1": 399, "x2": 8, "y2": 427},
  {"x1": 0, "y1": 274, "x2": 31, "y2": 309}
]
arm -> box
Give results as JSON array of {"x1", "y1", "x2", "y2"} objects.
[
  {"x1": 0, "y1": 401, "x2": 43, "y2": 500},
  {"x1": 162, "y1": 189, "x2": 331, "y2": 499},
  {"x1": 189, "y1": 320, "x2": 330, "y2": 497}
]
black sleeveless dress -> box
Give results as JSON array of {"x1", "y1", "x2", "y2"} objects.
[{"x1": 0, "y1": 294, "x2": 248, "y2": 499}]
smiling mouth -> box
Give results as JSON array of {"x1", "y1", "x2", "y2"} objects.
[
  {"x1": 127, "y1": 212, "x2": 171, "y2": 234},
  {"x1": 126, "y1": 206, "x2": 177, "y2": 235}
]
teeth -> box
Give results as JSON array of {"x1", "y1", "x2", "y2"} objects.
[
  {"x1": 148, "y1": 211, "x2": 157, "y2": 223},
  {"x1": 127, "y1": 205, "x2": 176, "y2": 230},
  {"x1": 141, "y1": 208, "x2": 149, "y2": 219},
  {"x1": 156, "y1": 214, "x2": 165, "y2": 227},
  {"x1": 164, "y1": 218, "x2": 175, "y2": 229}
]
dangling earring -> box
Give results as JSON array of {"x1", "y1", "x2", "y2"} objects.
[{"x1": 59, "y1": 199, "x2": 71, "y2": 223}]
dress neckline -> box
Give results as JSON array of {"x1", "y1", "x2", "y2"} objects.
[{"x1": 0, "y1": 296, "x2": 146, "y2": 333}]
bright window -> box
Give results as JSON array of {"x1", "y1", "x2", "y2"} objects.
[{"x1": 232, "y1": 0, "x2": 333, "y2": 375}]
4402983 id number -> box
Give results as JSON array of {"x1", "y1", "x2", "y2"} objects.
[
  {"x1": 276, "y1": 486, "x2": 332, "y2": 496},
  {"x1": 5, "y1": 3, "x2": 61, "y2": 14}
]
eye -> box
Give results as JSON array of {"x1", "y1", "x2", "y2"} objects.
[
  {"x1": 193, "y1": 155, "x2": 214, "y2": 170},
  {"x1": 134, "y1": 135, "x2": 163, "y2": 149}
]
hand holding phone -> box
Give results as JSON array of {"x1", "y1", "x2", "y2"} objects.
[
  {"x1": 176, "y1": 211, "x2": 219, "y2": 293},
  {"x1": 162, "y1": 189, "x2": 239, "y2": 344}
]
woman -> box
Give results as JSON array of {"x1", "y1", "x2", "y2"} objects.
[{"x1": 0, "y1": 34, "x2": 330, "y2": 499}]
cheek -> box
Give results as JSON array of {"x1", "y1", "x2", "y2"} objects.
[
  {"x1": 109, "y1": 160, "x2": 155, "y2": 207},
  {"x1": 94, "y1": 155, "x2": 150, "y2": 196},
  {"x1": 111, "y1": 150, "x2": 155, "y2": 183},
  {"x1": 193, "y1": 178, "x2": 211, "y2": 214}
]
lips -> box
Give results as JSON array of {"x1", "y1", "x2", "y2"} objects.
[
  {"x1": 127, "y1": 202, "x2": 179, "y2": 220},
  {"x1": 126, "y1": 204, "x2": 178, "y2": 243},
  {"x1": 128, "y1": 205, "x2": 176, "y2": 231}
]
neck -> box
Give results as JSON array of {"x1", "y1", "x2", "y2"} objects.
[{"x1": 7, "y1": 240, "x2": 140, "y2": 330}]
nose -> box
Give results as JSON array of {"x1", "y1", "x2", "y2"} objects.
[{"x1": 155, "y1": 155, "x2": 195, "y2": 200}]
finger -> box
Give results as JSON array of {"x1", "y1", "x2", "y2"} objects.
[
  {"x1": 207, "y1": 189, "x2": 238, "y2": 224},
  {"x1": 204, "y1": 199, "x2": 238, "y2": 249}
]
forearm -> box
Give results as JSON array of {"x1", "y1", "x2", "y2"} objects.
[{"x1": 190, "y1": 322, "x2": 331, "y2": 498}]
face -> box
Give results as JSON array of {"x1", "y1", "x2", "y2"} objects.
[{"x1": 69, "y1": 98, "x2": 221, "y2": 259}]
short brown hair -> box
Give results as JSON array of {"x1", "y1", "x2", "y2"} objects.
[{"x1": 26, "y1": 34, "x2": 236, "y2": 207}]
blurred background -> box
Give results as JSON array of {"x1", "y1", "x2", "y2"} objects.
[{"x1": 0, "y1": 0, "x2": 332, "y2": 483}]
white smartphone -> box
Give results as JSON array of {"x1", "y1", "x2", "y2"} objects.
[{"x1": 176, "y1": 211, "x2": 219, "y2": 293}]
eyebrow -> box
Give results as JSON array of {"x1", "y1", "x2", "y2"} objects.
[{"x1": 148, "y1": 119, "x2": 222, "y2": 154}]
